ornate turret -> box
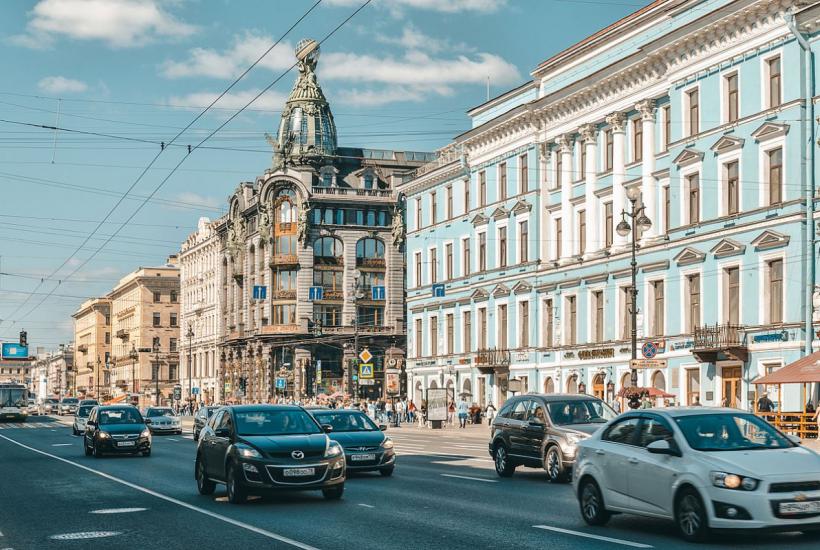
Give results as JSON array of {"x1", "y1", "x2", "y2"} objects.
[{"x1": 271, "y1": 38, "x2": 337, "y2": 168}]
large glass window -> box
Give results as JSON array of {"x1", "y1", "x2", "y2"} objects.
[
  {"x1": 274, "y1": 269, "x2": 297, "y2": 291},
  {"x1": 768, "y1": 148, "x2": 783, "y2": 205},
  {"x1": 273, "y1": 304, "x2": 296, "y2": 325},
  {"x1": 313, "y1": 305, "x2": 342, "y2": 327},
  {"x1": 358, "y1": 306, "x2": 383, "y2": 327},
  {"x1": 313, "y1": 270, "x2": 343, "y2": 290},
  {"x1": 313, "y1": 237, "x2": 343, "y2": 265},
  {"x1": 356, "y1": 238, "x2": 385, "y2": 266}
]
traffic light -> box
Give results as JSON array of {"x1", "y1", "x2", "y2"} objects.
[
  {"x1": 19, "y1": 330, "x2": 27, "y2": 347},
  {"x1": 238, "y1": 377, "x2": 247, "y2": 394}
]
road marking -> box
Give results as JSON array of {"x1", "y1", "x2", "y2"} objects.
[
  {"x1": 50, "y1": 531, "x2": 122, "y2": 540},
  {"x1": 90, "y1": 508, "x2": 147, "y2": 514},
  {"x1": 357, "y1": 504, "x2": 374, "y2": 509},
  {"x1": 51, "y1": 443, "x2": 73, "y2": 447},
  {"x1": 166, "y1": 438, "x2": 178, "y2": 441},
  {"x1": 0, "y1": 433, "x2": 320, "y2": 550},
  {"x1": 440, "y1": 473, "x2": 498, "y2": 483},
  {"x1": 532, "y1": 526, "x2": 653, "y2": 548}
]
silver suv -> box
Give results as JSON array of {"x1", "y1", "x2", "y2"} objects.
[
  {"x1": 488, "y1": 394, "x2": 616, "y2": 482},
  {"x1": 58, "y1": 397, "x2": 79, "y2": 415}
]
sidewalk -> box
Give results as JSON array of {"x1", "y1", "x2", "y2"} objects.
[{"x1": 384, "y1": 421, "x2": 490, "y2": 439}]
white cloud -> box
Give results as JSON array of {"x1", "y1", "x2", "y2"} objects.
[
  {"x1": 166, "y1": 88, "x2": 287, "y2": 111},
  {"x1": 335, "y1": 86, "x2": 431, "y2": 107},
  {"x1": 161, "y1": 33, "x2": 294, "y2": 79},
  {"x1": 37, "y1": 76, "x2": 88, "y2": 93},
  {"x1": 325, "y1": 0, "x2": 505, "y2": 13},
  {"x1": 374, "y1": 24, "x2": 472, "y2": 54},
  {"x1": 170, "y1": 192, "x2": 221, "y2": 211},
  {"x1": 10, "y1": 0, "x2": 196, "y2": 49}
]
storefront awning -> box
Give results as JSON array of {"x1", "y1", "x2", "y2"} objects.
[{"x1": 755, "y1": 351, "x2": 820, "y2": 384}]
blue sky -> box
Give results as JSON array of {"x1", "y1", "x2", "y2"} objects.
[{"x1": 0, "y1": 0, "x2": 642, "y2": 351}]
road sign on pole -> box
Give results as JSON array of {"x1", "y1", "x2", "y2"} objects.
[
  {"x1": 308, "y1": 286, "x2": 324, "y2": 301},
  {"x1": 358, "y1": 348, "x2": 373, "y2": 363},
  {"x1": 371, "y1": 285, "x2": 385, "y2": 300},
  {"x1": 641, "y1": 341, "x2": 658, "y2": 359},
  {"x1": 359, "y1": 363, "x2": 374, "y2": 379},
  {"x1": 275, "y1": 378, "x2": 286, "y2": 389},
  {"x1": 630, "y1": 359, "x2": 668, "y2": 369},
  {"x1": 252, "y1": 285, "x2": 267, "y2": 300},
  {"x1": 432, "y1": 283, "x2": 445, "y2": 298}
]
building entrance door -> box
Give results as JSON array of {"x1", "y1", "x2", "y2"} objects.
[
  {"x1": 722, "y1": 366, "x2": 742, "y2": 408},
  {"x1": 592, "y1": 374, "x2": 605, "y2": 400}
]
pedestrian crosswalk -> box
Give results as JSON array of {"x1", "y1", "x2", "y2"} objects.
[{"x1": 0, "y1": 422, "x2": 59, "y2": 430}]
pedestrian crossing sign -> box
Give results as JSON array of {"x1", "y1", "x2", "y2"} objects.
[{"x1": 359, "y1": 363, "x2": 374, "y2": 379}]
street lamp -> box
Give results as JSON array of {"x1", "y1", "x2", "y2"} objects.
[
  {"x1": 351, "y1": 269, "x2": 364, "y2": 400},
  {"x1": 129, "y1": 344, "x2": 138, "y2": 402},
  {"x1": 95, "y1": 355, "x2": 102, "y2": 400},
  {"x1": 186, "y1": 324, "x2": 194, "y2": 402},
  {"x1": 615, "y1": 186, "x2": 652, "y2": 404},
  {"x1": 153, "y1": 341, "x2": 161, "y2": 406}
]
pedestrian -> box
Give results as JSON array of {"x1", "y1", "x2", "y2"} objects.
[
  {"x1": 757, "y1": 392, "x2": 774, "y2": 413},
  {"x1": 447, "y1": 401, "x2": 455, "y2": 427},
  {"x1": 407, "y1": 400, "x2": 416, "y2": 424},
  {"x1": 457, "y1": 397, "x2": 469, "y2": 428},
  {"x1": 613, "y1": 399, "x2": 622, "y2": 414},
  {"x1": 485, "y1": 402, "x2": 496, "y2": 427},
  {"x1": 691, "y1": 394, "x2": 702, "y2": 406}
]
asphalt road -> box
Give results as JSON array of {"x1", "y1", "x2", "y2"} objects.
[{"x1": 1, "y1": 417, "x2": 819, "y2": 550}]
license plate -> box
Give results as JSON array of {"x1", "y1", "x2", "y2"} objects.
[
  {"x1": 117, "y1": 441, "x2": 136, "y2": 447},
  {"x1": 350, "y1": 453, "x2": 376, "y2": 461},
  {"x1": 779, "y1": 501, "x2": 820, "y2": 515},
  {"x1": 283, "y1": 467, "x2": 315, "y2": 477}
]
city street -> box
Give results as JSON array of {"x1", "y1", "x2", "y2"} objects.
[{"x1": 0, "y1": 417, "x2": 818, "y2": 550}]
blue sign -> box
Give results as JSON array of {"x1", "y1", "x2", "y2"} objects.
[
  {"x1": 432, "y1": 283, "x2": 445, "y2": 298},
  {"x1": 352, "y1": 374, "x2": 358, "y2": 381},
  {"x1": 308, "y1": 286, "x2": 324, "y2": 301},
  {"x1": 371, "y1": 285, "x2": 386, "y2": 300},
  {"x1": 642, "y1": 341, "x2": 658, "y2": 359},
  {"x1": 275, "y1": 378, "x2": 287, "y2": 389},
  {"x1": 1, "y1": 343, "x2": 29, "y2": 359},
  {"x1": 191, "y1": 387, "x2": 200, "y2": 395},
  {"x1": 753, "y1": 330, "x2": 788, "y2": 343},
  {"x1": 252, "y1": 285, "x2": 266, "y2": 300}
]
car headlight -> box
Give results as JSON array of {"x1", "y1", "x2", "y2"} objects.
[
  {"x1": 98, "y1": 431, "x2": 111, "y2": 439},
  {"x1": 711, "y1": 471, "x2": 759, "y2": 491},
  {"x1": 324, "y1": 442, "x2": 343, "y2": 458},
  {"x1": 566, "y1": 433, "x2": 586, "y2": 446},
  {"x1": 236, "y1": 445, "x2": 262, "y2": 459},
  {"x1": 381, "y1": 438, "x2": 394, "y2": 450},
  {"x1": 140, "y1": 428, "x2": 151, "y2": 438}
]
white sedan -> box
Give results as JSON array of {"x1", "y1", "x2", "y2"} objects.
[{"x1": 573, "y1": 408, "x2": 820, "y2": 541}]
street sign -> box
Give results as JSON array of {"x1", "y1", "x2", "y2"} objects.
[
  {"x1": 358, "y1": 379, "x2": 375, "y2": 386},
  {"x1": 252, "y1": 285, "x2": 267, "y2": 300},
  {"x1": 359, "y1": 363, "x2": 374, "y2": 379},
  {"x1": 432, "y1": 283, "x2": 445, "y2": 298},
  {"x1": 173, "y1": 385, "x2": 182, "y2": 400},
  {"x1": 630, "y1": 359, "x2": 668, "y2": 369},
  {"x1": 641, "y1": 341, "x2": 658, "y2": 359},
  {"x1": 371, "y1": 285, "x2": 386, "y2": 300},
  {"x1": 275, "y1": 378, "x2": 286, "y2": 389},
  {"x1": 358, "y1": 348, "x2": 373, "y2": 363},
  {"x1": 308, "y1": 286, "x2": 324, "y2": 301},
  {"x1": 352, "y1": 374, "x2": 358, "y2": 381},
  {"x1": 191, "y1": 387, "x2": 200, "y2": 395}
]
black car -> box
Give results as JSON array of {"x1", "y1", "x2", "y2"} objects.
[
  {"x1": 193, "y1": 406, "x2": 220, "y2": 441},
  {"x1": 195, "y1": 405, "x2": 345, "y2": 504},
  {"x1": 83, "y1": 405, "x2": 151, "y2": 458},
  {"x1": 308, "y1": 408, "x2": 395, "y2": 476}
]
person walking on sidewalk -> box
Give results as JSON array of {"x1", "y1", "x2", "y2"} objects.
[
  {"x1": 485, "y1": 402, "x2": 496, "y2": 429},
  {"x1": 447, "y1": 401, "x2": 455, "y2": 427},
  {"x1": 457, "y1": 398, "x2": 469, "y2": 428}
]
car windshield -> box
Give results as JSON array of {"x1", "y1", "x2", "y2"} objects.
[
  {"x1": 675, "y1": 413, "x2": 794, "y2": 451},
  {"x1": 62, "y1": 398, "x2": 79, "y2": 404},
  {"x1": 546, "y1": 399, "x2": 616, "y2": 426},
  {"x1": 0, "y1": 388, "x2": 27, "y2": 408},
  {"x1": 146, "y1": 408, "x2": 175, "y2": 417},
  {"x1": 313, "y1": 411, "x2": 380, "y2": 432},
  {"x1": 46, "y1": 399, "x2": 59, "y2": 404},
  {"x1": 99, "y1": 408, "x2": 143, "y2": 425},
  {"x1": 235, "y1": 410, "x2": 322, "y2": 436},
  {"x1": 76, "y1": 406, "x2": 93, "y2": 418}
]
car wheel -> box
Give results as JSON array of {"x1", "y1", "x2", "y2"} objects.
[
  {"x1": 141, "y1": 448, "x2": 151, "y2": 457},
  {"x1": 84, "y1": 439, "x2": 92, "y2": 456},
  {"x1": 193, "y1": 431, "x2": 199, "y2": 442},
  {"x1": 322, "y1": 484, "x2": 344, "y2": 500},
  {"x1": 493, "y1": 444, "x2": 515, "y2": 477},
  {"x1": 676, "y1": 488, "x2": 709, "y2": 542},
  {"x1": 545, "y1": 446, "x2": 568, "y2": 483},
  {"x1": 72, "y1": 427, "x2": 78, "y2": 436},
  {"x1": 579, "y1": 478, "x2": 610, "y2": 526},
  {"x1": 92, "y1": 440, "x2": 102, "y2": 458},
  {"x1": 226, "y1": 463, "x2": 247, "y2": 504},
  {"x1": 379, "y1": 466, "x2": 394, "y2": 477},
  {"x1": 196, "y1": 456, "x2": 215, "y2": 495}
]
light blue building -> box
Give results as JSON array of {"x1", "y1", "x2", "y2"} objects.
[{"x1": 398, "y1": 0, "x2": 820, "y2": 413}]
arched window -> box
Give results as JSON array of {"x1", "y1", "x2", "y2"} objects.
[
  {"x1": 543, "y1": 377, "x2": 554, "y2": 394},
  {"x1": 652, "y1": 370, "x2": 666, "y2": 391},
  {"x1": 566, "y1": 375, "x2": 578, "y2": 394},
  {"x1": 621, "y1": 372, "x2": 633, "y2": 389},
  {"x1": 592, "y1": 373, "x2": 606, "y2": 400},
  {"x1": 313, "y1": 237, "x2": 343, "y2": 265},
  {"x1": 356, "y1": 238, "x2": 385, "y2": 262},
  {"x1": 275, "y1": 188, "x2": 297, "y2": 224},
  {"x1": 429, "y1": 380, "x2": 438, "y2": 390},
  {"x1": 462, "y1": 378, "x2": 472, "y2": 396}
]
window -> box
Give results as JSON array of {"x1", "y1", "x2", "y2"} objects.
[
  {"x1": 632, "y1": 118, "x2": 643, "y2": 162},
  {"x1": 725, "y1": 266, "x2": 740, "y2": 325},
  {"x1": 768, "y1": 259, "x2": 783, "y2": 324},
  {"x1": 566, "y1": 295, "x2": 577, "y2": 345},
  {"x1": 687, "y1": 173, "x2": 700, "y2": 224},
  {"x1": 463, "y1": 238, "x2": 471, "y2": 277},
  {"x1": 767, "y1": 56, "x2": 781, "y2": 108},
  {"x1": 153, "y1": 312, "x2": 161, "y2": 327},
  {"x1": 313, "y1": 237, "x2": 343, "y2": 265},
  {"x1": 415, "y1": 319, "x2": 423, "y2": 356},
  {"x1": 464, "y1": 180, "x2": 470, "y2": 214},
  {"x1": 604, "y1": 202, "x2": 613, "y2": 247},
  {"x1": 498, "y1": 305, "x2": 508, "y2": 349},
  {"x1": 169, "y1": 338, "x2": 177, "y2": 352},
  {"x1": 463, "y1": 311, "x2": 472, "y2": 353},
  {"x1": 170, "y1": 290, "x2": 177, "y2": 303},
  {"x1": 153, "y1": 292, "x2": 161, "y2": 303},
  {"x1": 358, "y1": 306, "x2": 383, "y2": 327},
  {"x1": 578, "y1": 210, "x2": 586, "y2": 256},
  {"x1": 663, "y1": 105, "x2": 671, "y2": 150},
  {"x1": 519, "y1": 301, "x2": 529, "y2": 347},
  {"x1": 555, "y1": 151, "x2": 563, "y2": 187},
  {"x1": 726, "y1": 73, "x2": 739, "y2": 123},
  {"x1": 479, "y1": 171, "x2": 486, "y2": 206},
  {"x1": 445, "y1": 243, "x2": 453, "y2": 280},
  {"x1": 170, "y1": 313, "x2": 178, "y2": 327},
  {"x1": 602, "y1": 417, "x2": 640, "y2": 445},
  {"x1": 104, "y1": 332, "x2": 110, "y2": 345},
  {"x1": 446, "y1": 185, "x2": 453, "y2": 219},
  {"x1": 152, "y1": 336, "x2": 160, "y2": 350},
  {"x1": 169, "y1": 364, "x2": 178, "y2": 381},
  {"x1": 652, "y1": 280, "x2": 664, "y2": 336},
  {"x1": 478, "y1": 308, "x2": 487, "y2": 349},
  {"x1": 620, "y1": 287, "x2": 631, "y2": 340},
  {"x1": 519, "y1": 154, "x2": 528, "y2": 193},
  {"x1": 415, "y1": 198, "x2": 421, "y2": 229},
  {"x1": 430, "y1": 248, "x2": 438, "y2": 284},
  {"x1": 663, "y1": 186, "x2": 671, "y2": 233},
  {"x1": 446, "y1": 313, "x2": 454, "y2": 354},
  {"x1": 414, "y1": 252, "x2": 422, "y2": 287},
  {"x1": 555, "y1": 218, "x2": 563, "y2": 259},
  {"x1": 636, "y1": 417, "x2": 675, "y2": 448},
  {"x1": 686, "y1": 369, "x2": 700, "y2": 405},
  {"x1": 687, "y1": 88, "x2": 699, "y2": 136},
  {"x1": 498, "y1": 226, "x2": 507, "y2": 268},
  {"x1": 312, "y1": 269, "x2": 344, "y2": 292},
  {"x1": 544, "y1": 299, "x2": 554, "y2": 347},
  {"x1": 430, "y1": 191, "x2": 437, "y2": 225},
  {"x1": 519, "y1": 220, "x2": 528, "y2": 263},
  {"x1": 686, "y1": 274, "x2": 701, "y2": 333},
  {"x1": 105, "y1": 313, "x2": 110, "y2": 326},
  {"x1": 767, "y1": 148, "x2": 783, "y2": 205},
  {"x1": 498, "y1": 162, "x2": 507, "y2": 201},
  {"x1": 604, "y1": 129, "x2": 613, "y2": 171},
  {"x1": 314, "y1": 305, "x2": 342, "y2": 327},
  {"x1": 363, "y1": 173, "x2": 374, "y2": 189},
  {"x1": 726, "y1": 161, "x2": 739, "y2": 215},
  {"x1": 592, "y1": 290, "x2": 604, "y2": 342},
  {"x1": 273, "y1": 304, "x2": 296, "y2": 325},
  {"x1": 478, "y1": 233, "x2": 487, "y2": 271},
  {"x1": 579, "y1": 141, "x2": 587, "y2": 180}
]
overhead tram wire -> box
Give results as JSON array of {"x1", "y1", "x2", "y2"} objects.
[
  {"x1": 12, "y1": 0, "x2": 373, "y2": 327},
  {"x1": 0, "y1": 0, "x2": 324, "y2": 329}
]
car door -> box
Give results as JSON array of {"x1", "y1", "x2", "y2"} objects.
[
  {"x1": 596, "y1": 416, "x2": 642, "y2": 510},
  {"x1": 210, "y1": 410, "x2": 234, "y2": 480},
  {"x1": 506, "y1": 399, "x2": 533, "y2": 460},
  {"x1": 84, "y1": 407, "x2": 98, "y2": 446},
  {"x1": 524, "y1": 400, "x2": 548, "y2": 461},
  {"x1": 627, "y1": 415, "x2": 681, "y2": 518},
  {"x1": 202, "y1": 410, "x2": 224, "y2": 477}
]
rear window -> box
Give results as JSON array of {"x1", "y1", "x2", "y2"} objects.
[
  {"x1": 76, "y1": 406, "x2": 94, "y2": 418},
  {"x1": 546, "y1": 399, "x2": 615, "y2": 426}
]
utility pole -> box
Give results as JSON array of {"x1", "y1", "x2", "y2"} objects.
[
  {"x1": 187, "y1": 324, "x2": 194, "y2": 403},
  {"x1": 352, "y1": 269, "x2": 364, "y2": 400},
  {"x1": 153, "y1": 342, "x2": 161, "y2": 406},
  {"x1": 95, "y1": 355, "x2": 101, "y2": 400},
  {"x1": 129, "y1": 344, "x2": 138, "y2": 403}
]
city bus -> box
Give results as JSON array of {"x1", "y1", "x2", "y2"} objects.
[{"x1": 0, "y1": 383, "x2": 29, "y2": 422}]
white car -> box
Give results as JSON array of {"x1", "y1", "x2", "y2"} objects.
[
  {"x1": 72, "y1": 404, "x2": 95, "y2": 435},
  {"x1": 573, "y1": 408, "x2": 820, "y2": 541}
]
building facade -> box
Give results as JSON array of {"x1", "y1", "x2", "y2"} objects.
[
  {"x1": 212, "y1": 39, "x2": 432, "y2": 403},
  {"x1": 179, "y1": 217, "x2": 222, "y2": 405},
  {"x1": 400, "y1": 0, "x2": 820, "y2": 412},
  {"x1": 109, "y1": 259, "x2": 180, "y2": 406},
  {"x1": 72, "y1": 297, "x2": 111, "y2": 397}
]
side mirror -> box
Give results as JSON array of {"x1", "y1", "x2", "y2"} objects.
[
  {"x1": 647, "y1": 439, "x2": 680, "y2": 457},
  {"x1": 144, "y1": 418, "x2": 152, "y2": 424},
  {"x1": 378, "y1": 424, "x2": 388, "y2": 431},
  {"x1": 787, "y1": 434, "x2": 802, "y2": 445},
  {"x1": 214, "y1": 427, "x2": 230, "y2": 438},
  {"x1": 322, "y1": 424, "x2": 334, "y2": 434},
  {"x1": 86, "y1": 421, "x2": 96, "y2": 428}
]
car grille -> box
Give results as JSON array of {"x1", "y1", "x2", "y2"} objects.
[
  {"x1": 265, "y1": 449, "x2": 324, "y2": 459},
  {"x1": 345, "y1": 446, "x2": 380, "y2": 452},
  {"x1": 266, "y1": 464, "x2": 328, "y2": 485},
  {"x1": 769, "y1": 481, "x2": 820, "y2": 493},
  {"x1": 111, "y1": 434, "x2": 138, "y2": 440}
]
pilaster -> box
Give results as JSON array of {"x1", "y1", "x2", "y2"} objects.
[{"x1": 606, "y1": 112, "x2": 627, "y2": 251}]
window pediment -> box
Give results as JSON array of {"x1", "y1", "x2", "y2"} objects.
[
  {"x1": 471, "y1": 288, "x2": 489, "y2": 302},
  {"x1": 492, "y1": 283, "x2": 510, "y2": 298},
  {"x1": 710, "y1": 238, "x2": 745, "y2": 259},
  {"x1": 471, "y1": 213, "x2": 489, "y2": 227},
  {"x1": 512, "y1": 280, "x2": 532, "y2": 295},
  {"x1": 710, "y1": 135, "x2": 744, "y2": 154},
  {"x1": 673, "y1": 147, "x2": 704, "y2": 167},
  {"x1": 511, "y1": 200, "x2": 532, "y2": 215},
  {"x1": 751, "y1": 229, "x2": 789, "y2": 251},
  {"x1": 491, "y1": 206, "x2": 509, "y2": 220},
  {"x1": 673, "y1": 247, "x2": 706, "y2": 266},
  {"x1": 751, "y1": 122, "x2": 789, "y2": 142}
]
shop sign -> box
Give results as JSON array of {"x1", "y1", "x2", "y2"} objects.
[
  {"x1": 458, "y1": 357, "x2": 472, "y2": 365},
  {"x1": 476, "y1": 348, "x2": 511, "y2": 366},
  {"x1": 414, "y1": 360, "x2": 437, "y2": 368},
  {"x1": 671, "y1": 340, "x2": 694, "y2": 351},
  {"x1": 514, "y1": 352, "x2": 529, "y2": 362},
  {"x1": 564, "y1": 351, "x2": 576, "y2": 359},
  {"x1": 752, "y1": 330, "x2": 788, "y2": 343},
  {"x1": 630, "y1": 359, "x2": 668, "y2": 369},
  {"x1": 578, "y1": 348, "x2": 614, "y2": 360}
]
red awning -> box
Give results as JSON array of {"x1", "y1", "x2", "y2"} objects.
[
  {"x1": 755, "y1": 351, "x2": 820, "y2": 384},
  {"x1": 616, "y1": 386, "x2": 675, "y2": 398}
]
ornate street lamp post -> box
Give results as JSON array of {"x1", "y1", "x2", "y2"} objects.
[
  {"x1": 615, "y1": 186, "x2": 652, "y2": 406},
  {"x1": 153, "y1": 342, "x2": 161, "y2": 406},
  {"x1": 129, "y1": 344, "x2": 139, "y2": 402},
  {"x1": 186, "y1": 324, "x2": 194, "y2": 403}
]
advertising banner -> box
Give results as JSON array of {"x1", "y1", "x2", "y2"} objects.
[
  {"x1": 385, "y1": 369, "x2": 400, "y2": 395},
  {"x1": 427, "y1": 388, "x2": 448, "y2": 421},
  {"x1": 1, "y1": 343, "x2": 29, "y2": 359}
]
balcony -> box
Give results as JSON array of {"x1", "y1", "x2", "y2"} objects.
[
  {"x1": 270, "y1": 254, "x2": 299, "y2": 267},
  {"x1": 322, "y1": 290, "x2": 344, "y2": 301},
  {"x1": 692, "y1": 324, "x2": 748, "y2": 362},
  {"x1": 356, "y1": 258, "x2": 386, "y2": 269},
  {"x1": 312, "y1": 187, "x2": 392, "y2": 199},
  {"x1": 271, "y1": 289, "x2": 297, "y2": 300},
  {"x1": 475, "y1": 347, "x2": 511, "y2": 374},
  {"x1": 115, "y1": 329, "x2": 129, "y2": 340}
]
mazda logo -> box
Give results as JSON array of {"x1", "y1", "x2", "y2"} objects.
[{"x1": 291, "y1": 450, "x2": 304, "y2": 460}]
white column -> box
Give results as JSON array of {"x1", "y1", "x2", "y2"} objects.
[
  {"x1": 606, "y1": 112, "x2": 628, "y2": 250},
  {"x1": 636, "y1": 99, "x2": 657, "y2": 241},
  {"x1": 538, "y1": 143, "x2": 550, "y2": 264},
  {"x1": 580, "y1": 123, "x2": 599, "y2": 257},
  {"x1": 557, "y1": 134, "x2": 573, "y2": 261}
]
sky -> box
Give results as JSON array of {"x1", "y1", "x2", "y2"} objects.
[{"x1": 0, "y1": 0, "x2": 644, "y2": 352}]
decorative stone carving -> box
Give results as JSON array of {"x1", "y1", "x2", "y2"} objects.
[
  {"x1": 579, "y1": 123, "x2": 598, "y2": 143},
  {"x1": 391, "y1": 205, "x2": 405, "y2": 247},
  {"x1": 635, "y1": 99, "x2": 656, "y2": 121},
  {"x1": 554, "y1": 134, "x2": 573, "y2": 153},
  {"x1": 605, "y1": 112, "x2": 627, "y2": 133},
  {"x1": 297, "y1": 201, "x2": 310, "y2": 247},
  {"x1": 258, "y1": 202, "x2": 272, "y2": 241}
]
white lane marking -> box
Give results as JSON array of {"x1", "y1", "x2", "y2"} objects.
[
  {"x1": 52, "y1": 443, "x2": 73, "y2": 447},
  {"x1": 440, "y1": 473, "x2": 498, "y2": 483},
  {"x1": 532, "y1": 526, "x2": 653, "y2": 548},
  {"x1": 401, "y1": 452, "x2": 491, "y2": 462},
  {"x1": 50, "y1": 531, "x2": 122, "y2": 540},
  {"x1": 166, "y1": 438, "x2": 178, "y2": 441},
  {"x1": 182, "y1": 435, "x2": 194, "y2": 440},
  {"x1": 0, "y1": 434, "x2": 319, "y2": 550},
  {"x1": 357, "y1": 504, "x2": 375, "y2": 509},
  {"x1": 90, "y1": 508, "x2": 147, "y2": 514}
]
